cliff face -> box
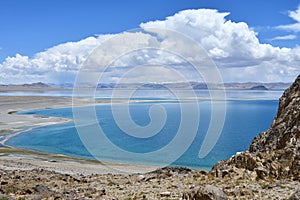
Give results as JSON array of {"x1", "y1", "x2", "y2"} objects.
[
  {"x1": 250, "y1": 75, "x2": 300, "y2": 152},
  {"x1": 213, "y1": 75, "x2": 300, "y2": 181}
]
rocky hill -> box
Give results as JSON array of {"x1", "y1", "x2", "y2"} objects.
[
  {"x1": 213, "y1": 75, "x2": 300, "y2": 181},
  {"x1": 0, "y1": 82, "x2": 67, "y2": 92}
]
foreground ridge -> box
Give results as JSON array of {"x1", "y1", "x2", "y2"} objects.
[{"x1": 213, "y1": 75, "x2": 300, "y2": 181}]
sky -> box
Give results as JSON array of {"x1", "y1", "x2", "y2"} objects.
[{"x1": 0, "y1": 0, "x2": 300, "y2": 84}]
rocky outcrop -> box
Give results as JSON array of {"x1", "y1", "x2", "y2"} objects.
[
  {"x1": 250, "y1": 75, "x2": 300, "y2": 152},
  {"x1": 213, "y1": 75, "x2": 300, "y2": 181}
]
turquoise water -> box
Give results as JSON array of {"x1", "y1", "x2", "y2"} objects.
[
  {"x1": 0, "y1": 89, "x2": 283, "y2": 100},
  {"x1": 7, "y1": 100, "x2": 278, "y2": 170}
]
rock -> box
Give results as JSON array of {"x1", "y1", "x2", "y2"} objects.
[
  {"x1": 255, "y1": 167, "x2": 268, "y2": 180},
  {"x1": 1, "y1": 181, "x2": 8, "y2": 185},
  {"x1": 160, "y1": 191, "x2": 172, "y2": 197},
  {"x1": 25, "y1": 188, "x2": 33, "y2": 194},
  {"x1": 0, "y1": 194, "x2": 14, "y2": 200},
  {"x1": 213, "y1": 75, "x2": 300, "y2": 180},
  {"x1": 24, "y1": 195, "x2": 43, "y2": 199},
  {"x1": 231, "y1": 152, "x2": 258, "y2": 171},
  {"x1": 32, "y1": 184, "x2": 52, "y2": 196},
  {"x1": 136, "y1": 174, "x2": 145, "y2": 182},
  {"x1": 240, "y1": 188, "x2": 253, "y2": 196},
  {"x1": 183, "y1": 185, "x2": 228, "y2": 200},
  {"x1": 144, "y1": 175, "x2": 156, "y2": 182},
  {"x1": 288, "y1": 190, "x2": 300, "y2": 200},
  {"x1": 249, "y1": 75, "x2": 300, "y2": 154},
  {"x1": 150, "y1": 166, "x2": 192, "y2": 175}
]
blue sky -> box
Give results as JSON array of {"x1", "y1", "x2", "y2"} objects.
[
  {"x1": 0, "y1": 0, "x2": 299, "y2": 61},
  {"x1": 0, "y1": 0, "x2": 300, "y2": 83}
]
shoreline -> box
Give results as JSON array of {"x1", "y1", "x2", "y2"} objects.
[
  {"x1": 0, "y1": 147, "x2": 158, "y2": 175},
  {"x1": 0, "y1": 95, "x2": 279, "y2": 175},
  {"x1": 0, "y1": 96, "x2": 161, "y2": 175}
]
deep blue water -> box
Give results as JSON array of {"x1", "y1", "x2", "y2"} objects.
[{"x1": 7, "y1": 100, "x2": 278, "y2": 170}]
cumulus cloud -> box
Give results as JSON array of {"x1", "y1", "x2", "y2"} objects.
[
  {"x1": 0, "y1": 35, "x2": 114, "y2": 84},
  {"x1": 0, "y1": 8, "x2": 300, "y2": 84},
  {"x1": 141, "y1": 9, "x2": 281, "y2": 67},
  {"x1": 277, "y1": 6, "x2": 300, "y2": 32},
  {"x1": 141, "y1": 9, "x2": 300, "y2": 82}
]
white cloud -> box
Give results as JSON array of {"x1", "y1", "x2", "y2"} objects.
[
  {"x1": 277, "y1": 6, "x2": 300, "y2": 32},
  {"x1": 270, "y1": 34, "x2": 297, "y2": 41},
  {"x1": 0, "y1": 9, "x2": 300, "y2": 84},
  {"x1": 141, "y1": 9, "x2": 281, "y2": 67},
  {"x1": 0, "y1": 35, "x2": 113, "y2": 84},
  {"x1": 141, "y1": 9, "x2": 300, "y2": 82}
]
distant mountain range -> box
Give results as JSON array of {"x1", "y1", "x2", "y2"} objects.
[
  {"x1": 0, "y1": 82, "x2": 49, "y2": 88},
  {"x1": 0, "y1": 82, "x2": 291, "y2": 91},
  {"x1": 95, "y1": 82, "x2": 291, "y2": 90},
  {"x1": 0, "y1": 82, "x2": 65, "y2": 92}
]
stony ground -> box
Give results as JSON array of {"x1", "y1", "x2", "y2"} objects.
[{"x1": 0, "y1": 167, "x2": 298, "y2": 200}]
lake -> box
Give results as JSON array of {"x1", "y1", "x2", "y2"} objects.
[{"x1": 6, "y1": 94, "x2": 279, "y2": 170}]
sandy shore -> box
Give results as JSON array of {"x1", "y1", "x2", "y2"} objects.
[
  {"x1": 0, "y1": 96, "x2": 82, "y2": 131},
  {"x1": 0, "y1": 96, "x2": 158, "y2": 175},
  {"x1": 0, "y1": 147, "x2": 157, "y2": 175}
]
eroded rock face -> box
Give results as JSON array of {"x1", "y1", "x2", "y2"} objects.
[
  {"x1": 213, "y1": 75, "x2": 300, "y2": 181},
  {"x1": 250, "y1": 74, "x2": 300, "y2": 152}
]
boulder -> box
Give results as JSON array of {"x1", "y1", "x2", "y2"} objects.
[
  {"x1": 183, "y1": 185, "x2": 228, "y2": 200},
  {"x1": 288, "y1": 190, "x2": 300, "y2": 200}
]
